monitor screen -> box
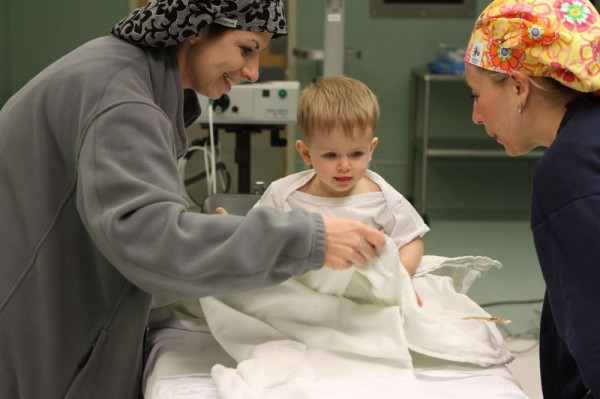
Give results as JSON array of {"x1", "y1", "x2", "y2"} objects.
[{"x1": 370, "y1": 0, "x2": 477, "y2": 18}]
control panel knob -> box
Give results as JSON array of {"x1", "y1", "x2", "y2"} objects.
[{"x1": 212, "y1": 94, "x2": 230, "y2": 113}]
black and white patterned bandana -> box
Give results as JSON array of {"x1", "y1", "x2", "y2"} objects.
[{"x1": 111, "y1": 0, "x2": 287, "y2": 48}]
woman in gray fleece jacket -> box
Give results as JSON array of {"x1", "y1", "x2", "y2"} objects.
[{"x1": 0, "y1": 1, "x2": 384, "y2": 397}]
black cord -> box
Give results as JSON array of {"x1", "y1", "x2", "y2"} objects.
[
  {"x1": 479, "y1": 298, "x2": 543, "y2": 308},
  {"x1": 184, "y1": 162, "x2": 229, "y2": 186}
]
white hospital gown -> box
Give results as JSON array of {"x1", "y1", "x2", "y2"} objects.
[{"x1": 255, "y1": 169, "x2": 429, "y2": 248}]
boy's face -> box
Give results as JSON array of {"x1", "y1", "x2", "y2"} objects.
[{"x1": 296, "y1": 126, "x2": 378, "y2": 197}]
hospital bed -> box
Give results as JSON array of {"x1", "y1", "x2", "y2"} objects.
[{"x1": 143, "y1": 194, "x2": 530, "y2": 399}]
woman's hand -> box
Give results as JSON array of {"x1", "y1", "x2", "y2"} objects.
[{"x1": 323, "y1": 217, "x2": 385, "y2": 269}]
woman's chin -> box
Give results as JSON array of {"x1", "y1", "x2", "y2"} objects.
[{"x1": 505, "y1": 145, "x2": 536, "y2": 157}]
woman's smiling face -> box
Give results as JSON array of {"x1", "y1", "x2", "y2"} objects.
[{"x1": 178, "y1": 27, "x2": 273, "y2": 99}]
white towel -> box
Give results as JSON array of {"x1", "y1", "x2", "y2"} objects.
[{"x1": 200, "y1": 236, "x2": 513, "y2": 399}]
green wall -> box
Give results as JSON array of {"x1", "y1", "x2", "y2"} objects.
[
  {"x1": 295, "y1": 0, "x2": 536, "y2": 220},
  {"x1": 0, "y1": 0, "x2": 9, "y2": 105},
  {"x1": 1, "y1": 0, "x2": 128, "y2": 106},
  {"x1": 1, "y1": 0, "x2": 536, "y2": 220}
]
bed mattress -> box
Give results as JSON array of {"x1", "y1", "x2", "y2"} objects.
[{"x1": 143, "y1": 327, "x2": 529, "y2": 399}]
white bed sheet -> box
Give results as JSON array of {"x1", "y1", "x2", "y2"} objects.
[
  {"x1": 144, "y1": 251, "x2": 529, "y2": 398},
  {"x1": 143, "y1": 327, "x2": 529, "y2": 399}
]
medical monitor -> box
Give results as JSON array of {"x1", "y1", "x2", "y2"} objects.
[{"x1": 370, "y1": 0, "x2": 477, "y2": 19}]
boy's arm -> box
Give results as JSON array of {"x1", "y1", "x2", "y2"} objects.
[
  {"x1": 399, "y1": 237, "x2": 425, "y2": 307},
  {"x1": 398, "y1": 236, "x2": 424, "y2": 276}
]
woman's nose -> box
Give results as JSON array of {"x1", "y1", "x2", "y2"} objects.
[
  {"x1": 471, "y1": 106, "x2": 483, "y2": 125},
  {"x1": 241, "y1": 57, "x2": 260, "y2": 82}
]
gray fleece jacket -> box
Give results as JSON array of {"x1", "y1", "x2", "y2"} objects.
[{"x1": 0, "y1": 36, "x2": 325, "y2": 398}]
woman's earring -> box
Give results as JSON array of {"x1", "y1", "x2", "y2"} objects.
[{"x1": 518, "y1": 102, "x2": 523, "y2": 117}]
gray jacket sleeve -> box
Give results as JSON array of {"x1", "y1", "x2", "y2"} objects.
[{"x1": 76, "y1": 101, "x2": 325, "y2": 298}]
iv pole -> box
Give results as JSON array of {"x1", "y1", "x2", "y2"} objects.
[
  {"x1": 291, "y1": 0, "x2": 347, "y2": 77},
  {"x1": 323, "y1": 0, "x2": 345, "y2": 77}
]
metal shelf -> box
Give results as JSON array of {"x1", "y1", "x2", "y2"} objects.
[
  {"x1": 422, "y1": 139, "x2": 544, "y2": 158},
  {"x1": 406, "y1": 70, "x2": 543, "y2": 220}
]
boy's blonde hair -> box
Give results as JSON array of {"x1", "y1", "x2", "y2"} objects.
[{"x1": 297, "y1": 76, "x2": 380, "y2": 142}]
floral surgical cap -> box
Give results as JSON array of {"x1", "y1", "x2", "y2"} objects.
[
  {"x1": 465, "y1": 0, "x2": 600, "y2": 93},
  {"x1": 112, "y1": 0, "x2": 287, "y2": 48}
]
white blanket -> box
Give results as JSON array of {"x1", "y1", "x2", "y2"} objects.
[{"x1": 200, "y1": 236, "x2": 514, "y2": 399}]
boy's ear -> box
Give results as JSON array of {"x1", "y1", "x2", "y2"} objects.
[
  {"x1": 369, "y1": 137, "x2": 379, "y2": 160},
  {"x1": 371, "y1": 137, "x2": 379, "y2": 150},
  {"x1": 295, "y1": 140, "x2": 312, "y2": 166}
]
